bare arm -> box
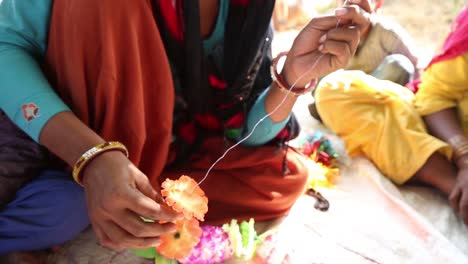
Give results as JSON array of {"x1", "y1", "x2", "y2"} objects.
[
  {"x1": 415, "y1": 54, "x2": 468, "y2": 165},
  {"x1": 425, "y1": 108, "x2": 468, "y2": 168},
  {"x1": 39, "y1": 112, "x2": 105, "y2": 166},
  {"x1": 423, "y1": 108, "x2": 464, "y2": 142}
]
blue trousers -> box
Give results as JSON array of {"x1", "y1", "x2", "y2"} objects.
[{"x1": 0, "y1": 170, "x2": 89, "y2": 254}]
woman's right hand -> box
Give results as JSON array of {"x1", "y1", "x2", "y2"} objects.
[
  {"x1": 282, "y1": 4, "x2": 367, "y2": 88},
  {"x1": 82, "y1": 151, "x2": 181, "y2": 250}
]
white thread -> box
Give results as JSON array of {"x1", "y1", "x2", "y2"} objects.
[{"x1": 197, "y1": 0, "x2": 350, "y2": 187}]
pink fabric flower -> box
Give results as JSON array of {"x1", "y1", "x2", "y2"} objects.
[{"x1": 181, "y1": 225, "x2": 233, "y2": 264}]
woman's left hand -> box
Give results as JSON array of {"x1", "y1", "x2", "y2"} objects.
[
  {"x1": 281, "y1": 5, "x2": 370, "y2": 88},
  {"x1": 450, "y1": 166, "x2": 468, "y2": 225}
]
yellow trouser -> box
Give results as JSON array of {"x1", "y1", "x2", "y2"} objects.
[{"x1": 315, "y1": 70, "x2": 452, "y2": 184}]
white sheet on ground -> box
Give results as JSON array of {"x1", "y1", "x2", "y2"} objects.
[{"x1": 272, "y1": 95, "x2": 468, "y2": 263}]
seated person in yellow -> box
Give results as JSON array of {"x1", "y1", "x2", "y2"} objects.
[
  {"x1": 309, "y1": 0, "x2": 420, "y2": 121},
  {"x1": 337, "y1": 0, "x2": 419, "y2": 85},
  {"x1": 314, "y1": 6, "x2": 468, "y2": 224}
]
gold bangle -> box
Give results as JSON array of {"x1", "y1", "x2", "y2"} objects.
[
  {"x1": 447, "y1": 134, "x2": 468, "y2": 161},
  {"x1": 455, "y1": 145, "x2": 468, "y2": 153},
  {"x1": 72, "y1": 141, "x2": 129, "y2": 186},
  {"x1": 454, "y1": 143, "x2": 468, "y2": 157},
  {"x1": 454, "y1": 143, "x2": 468, "y2": 152},
  {"x1": 455, "y1": 149, "x2": 468, "y2": 161},
  {"x1": 448, "y1": 134, "x2": 468, "y2": 147}
]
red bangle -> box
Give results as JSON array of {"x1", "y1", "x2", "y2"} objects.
[{"x1": 270, "y1": 51, "x2": 317, "y2": 97}]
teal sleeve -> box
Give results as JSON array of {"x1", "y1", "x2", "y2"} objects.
[
  {"x1": 0, "y1": 0, "x2": 70, "y2": 142},
  {"x1": 239, "y1": 87, "x2": 291, "y2": 146}
]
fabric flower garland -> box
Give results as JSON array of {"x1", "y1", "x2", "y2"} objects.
[
  {"x1": 161, "y1": 175, "x2": 208, "y2": 221},
  {"x1": 157, "y1": 218, "x2": 203, "y2": 260},
  {"x1": 132, "y1": 175, "x2": 209, "y2": 261},
  {"x1": 157, "y1": 176, "x2": 208, "y2": 260},
  {"x1": 180, "y1": 226, "x2": 233, "y2": 264},
  {"x1": 132, "y1": 218, "x2": 264, "y2": 263},
  {"x1": 290, "y1": 131, "x2": 340, "y2": 188},
  {"x1": 131, "y1": 130, "x2": 340, "y2": 263}
]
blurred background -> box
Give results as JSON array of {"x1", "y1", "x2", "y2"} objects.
[{"x1": 272, "y1": 0, "x2": 466, "y2": 66}]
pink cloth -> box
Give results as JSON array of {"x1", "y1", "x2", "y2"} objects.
[
  {"x1": 427, "y1": 6, "x2": 468, "y2": 68},
  {"x1": 406, "y1": 6, "x2": 468, "y2": 93}
]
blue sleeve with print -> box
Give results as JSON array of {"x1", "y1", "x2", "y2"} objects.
[
  {"x1": 239, "y1": 87, "x2": 290, "y2": 146},
  {"x1": 0, "y1": 0, "x2": 69, "y2": 142}
]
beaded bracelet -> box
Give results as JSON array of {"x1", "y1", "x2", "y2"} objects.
[
  {"x1": 270, "y1": 51, "x2": 317, "y2": 97},
  {"x1": 72, "y1": 141, "x2": 129, "y2": 186}
]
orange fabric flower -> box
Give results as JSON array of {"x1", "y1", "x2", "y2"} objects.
[
  {"x1": 157, "y1": 218, "x2": 202, "y2": 260},
  {"x1": 161, "y1": 175, "x2": 208, "y2": 221}
]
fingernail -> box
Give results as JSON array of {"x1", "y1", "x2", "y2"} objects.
[
  {"x1": 335, "y1": 8, "x2": 348, "y2": 16},
  {"x1": 175, "y1": 212, "x2": 184, "y2": 219},
  {"x1": 319, "y1": 35, "x2": 327, "y2": 43},
  {"x1": 140, "y1": 216, "x2": 155, "y2": 223},
  {"x1": 152, "y1": 242, "x2": 161, "y2": 247},
  {"x1": 151, "y1": 238, "x2": 162, "y2": 247},
  {"x1": 318, "y1": 44, "x2": 324, "y2": 51}
]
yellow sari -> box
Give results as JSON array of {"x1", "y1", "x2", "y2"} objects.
[{"x1": 315, "y1": 54, "x2": 468, "y2": 184}]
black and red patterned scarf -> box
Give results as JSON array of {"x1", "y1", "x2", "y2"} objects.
[{"x1": 152, "y1": 0, "x2": 298, "y2": 164}]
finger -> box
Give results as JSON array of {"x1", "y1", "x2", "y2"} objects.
[
  {"x1": 112, "y1": 209, "x2": 177, "y2": 238},
  {"x1": 303, "y1": 15, "x2": 347, "y2": 32},
  {"x1": 318, "y1": 40, "x2": 353, "y2": 68},
  {"x1": 124, "y1": 186, "x2": 181, "y2": 222},
  {"x1": 99, "y1": 220, "x2": 162, "y2": 249},
  {"x1": 459, "y1": 192, "x2": 468, "y2": 225},
  {"x1": 449, "y1": 187, "x2": 461, "y2": 212},
  {"x1": 320, "y1": 27, "x2": 360, "y2": 55},
  {"x1": 95, "y1": 222, "x2": 123, "y2": 250},
  {"x1": 346, "y1": 0, "x2": 372, "y2": 14},
  {"x1": 335, "y1": 5, "x2": 371, "y2": 32},
  {"x1": 92, "y1": 222, "x2": 112, "y2": 247},
  {"x1": 133, "y1": 170, "x2": 161, "y2": 203}
]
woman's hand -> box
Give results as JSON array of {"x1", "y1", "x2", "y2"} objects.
[
  {"x1": 450, "y1": 164, "x2": 468, "y2": 225},
  {"x1": 39, "y1": 110, "x2": 180, "y2": 249},
  {"x1": 82, "y1": 151, "x2": 181, "y2": 250},
  {"x1": 282, "y1": 5, "x2": 370, "y2": 88}
]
